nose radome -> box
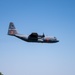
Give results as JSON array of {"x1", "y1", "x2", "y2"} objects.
[{"x1": 57, "y1": 40, "x2": 59, "y2": 42}]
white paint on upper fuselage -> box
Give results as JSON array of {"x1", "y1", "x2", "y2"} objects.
[{"x1": 44, "y1": 36, "x2": 57, "y2": 40}]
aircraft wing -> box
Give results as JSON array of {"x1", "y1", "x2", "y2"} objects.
[{"x1": 28, "y1": 32, "x2": 38, "y2": 39}]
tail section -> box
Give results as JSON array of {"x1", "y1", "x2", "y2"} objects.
[{"x1": 8, "y1": 22, "x2": 18, "y2": 36}]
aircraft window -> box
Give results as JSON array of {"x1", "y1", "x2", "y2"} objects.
[{"x1": 54, "y1": 37, "x2": 57, "y2": 39}]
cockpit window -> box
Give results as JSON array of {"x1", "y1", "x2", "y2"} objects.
[
  {"x1": 54, "y1": 37, "x2": 56, "y2": 38},
  {"x1": 54, "y1": 37, "x2": 57, "y2": 40}
]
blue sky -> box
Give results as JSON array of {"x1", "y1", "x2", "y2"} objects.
[{"x1": 0, "y1": 0, "x2": 75, "y2": 75}]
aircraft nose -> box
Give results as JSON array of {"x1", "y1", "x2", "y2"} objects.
[{"x1": 57, "y1": 40, "x2": 59, "y2": 42}]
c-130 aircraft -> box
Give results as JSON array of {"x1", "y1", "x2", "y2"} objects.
[{"x1": 8, "y1": 22, "x2": 59, "y2": 43}]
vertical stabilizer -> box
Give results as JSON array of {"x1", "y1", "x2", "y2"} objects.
[{"x1": 8, "y1": 22, "x2": 18, "y2": 36}]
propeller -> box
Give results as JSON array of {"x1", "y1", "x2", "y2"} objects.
[{"x1": 42, "y1": 33, "x2": 45, "y2": 37}]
